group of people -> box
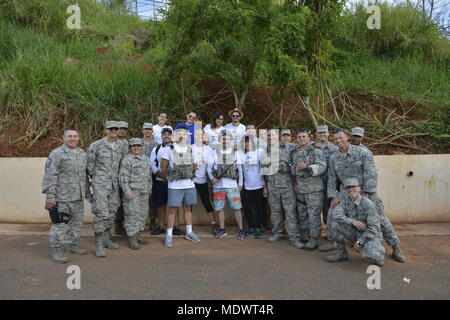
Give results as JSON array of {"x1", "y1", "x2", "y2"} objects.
[{"x1": 42, "y1": 108, "x2": 407, "y2": 267}]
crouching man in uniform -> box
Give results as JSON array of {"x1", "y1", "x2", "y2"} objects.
[
  {"x1": 326, "y1": 178, "x2": 385, "y2": 267},
  {"x1": 119, "y1": 138, "x2": 153, "y2": 249},
  {"x1": 42, "y1": 128, "x2": 88, "y2": 263}
]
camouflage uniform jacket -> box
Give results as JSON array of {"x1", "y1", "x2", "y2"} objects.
[
  {"x1": 261, "y1": 142, "x2": 296, "y2": 188},
  {"x1": 42, "y1": 144, "x2": 87, "y2": 201},
  {"x1": 291, "y1": 143, "x2": 326, "y2": 193},
  {"x1": 142, "y1": 139, "x2": 158, "y2": 158},
  {"x1": 312, "y1": 141, "x2": 338, "y2": 181},
  {"x1": 119, "y1": 153, "x2": 153, "y2": 194},
  {"x1": 327, "y1": 144, "x2": 377, "y2": 198},
  {"x1": 87, "y1": 137, "x2": 124, "y2": 190},
  {"x1": 333, "y1": 195, "x2": 382, "y2": 245}
]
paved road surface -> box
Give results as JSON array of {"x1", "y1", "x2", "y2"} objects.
[{"x1": 1, "y1": 230, "x2": 449, "y2": 300}]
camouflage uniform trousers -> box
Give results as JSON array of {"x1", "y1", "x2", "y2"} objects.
[
  {"x1": 92, "y1": 187, "x2": 121, "y2": 233},
  {"x1": 326, "y1": 193, "x2": 400, "y2": 245},
  {"x1": 267, "y1": 184, "x2": 299, "y2": 241},
  {"x1": 369, "y1": 193, "x2": 400, "y2": 246},
  {"x1": 123, "y1": 192, "x2": 150, "y2": 237},
  {"x1": 296, "y1": 191, "x2": 323, "y2": 239},
  {"x1": 49, "y1": 200, "x2": 84, "y2": 248},
  {"x1": 331, "y1": 220, "x2": 385, "y2": 263}
]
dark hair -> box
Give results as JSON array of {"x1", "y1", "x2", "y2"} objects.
[
  {"x1": 161, "y1": 127, "x2": 172, "y2": 135},
  {"x1": 246, "y1": 121, "x2": 256, "y2": 128},
  {"x1": 211, "y1": 112, "x2": 225, "y2": 129}
]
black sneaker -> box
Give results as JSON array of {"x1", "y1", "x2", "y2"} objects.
[
  {"x1": 237, "y1": 229, "x2": 246, "y2": 240},
  {"x1": 252, "y1": 228, "x2": 263, "y2": 238},
  {"x1": 215, "y1": 229, "x2": 228, "y2": 238},
  {"x1": 150, "y1": 226, "x2": 162, "y2": 235},
  {"x1": 173, "y1": 227, "x2": 184, "y2": 236}
]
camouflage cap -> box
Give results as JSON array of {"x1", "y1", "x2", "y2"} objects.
[
  {"x1": 105, "y1": 121, "x2": 118, "y2": 129},
  {"x1": 316, "y1": 125, "x2": 329, "y2": 133},
  {"x1": 280, "y1": 129, "x2": 291, "y2": 136},
  {"x1": 142, "y1": 122, "x2": 153, "y2": 130},
  {"x1": 343, "y1": 178, "x2": 359, "y2": 189},
  {"x1": 117, "y1": 121, "x2": 129, "y2": 129},
  {"x1": 128, "y1": 138, "x2": 143, "y2": 146},
  {"x1": 351, "y1": 127, "x2": 365, "y2": 137}
]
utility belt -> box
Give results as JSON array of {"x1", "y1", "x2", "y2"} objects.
[
  {"x1": 167, "y1": 165, "x2": 195, "y2": 182},
  {"x1": 213, "y1": 164, "x2": 238, "y2": 180},
  {"x1": 48, "y1": 204, "x2": 72, "y2": 224}
]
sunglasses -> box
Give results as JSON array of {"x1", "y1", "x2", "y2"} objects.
[
  {"x1": 232, "y1": 114, "x2": 240, "y2": 118},
  {"x1": 119, "y1": 127, "x2": 128, "y2": 130},
  {"x1": 108, "y1": 127, "x2": 119, "y2": 131}
]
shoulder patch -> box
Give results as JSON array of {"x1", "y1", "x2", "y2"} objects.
[{"x1": 45, "y1": 158, "x2": 52, "y2": 169}]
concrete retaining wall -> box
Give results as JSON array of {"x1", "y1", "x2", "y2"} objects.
[{"x1": 0, "y1": 155, "x2": 449, "y2": 224}]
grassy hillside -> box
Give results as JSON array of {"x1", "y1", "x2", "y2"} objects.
[{"x1": 0, "y1": 0, "x2": 448, "y2": 156}]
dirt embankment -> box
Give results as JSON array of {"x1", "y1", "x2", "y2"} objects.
[{"x1": 0, "y1": 80, "x2": 444, "y2": 157}]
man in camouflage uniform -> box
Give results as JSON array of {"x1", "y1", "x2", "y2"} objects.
[
  {"x1": 114, "y1": 120, "x2": 129, "y2": 235},
  {"x1": 291, "y1": 129, "x2": 326, "y2": 250},
  {"x1": 142, "y1": 122, "x2": 159, "y2": 231},
  {"x1": 326, "y1": 178, "x2": 385, "y2": 267},
  {"x1": 313, "y1": 125, "x2": 338, "y2": 231},
  {"x1": 42, "y1": 129, "x2": 88, "y2": 263},
  {"x1": 87, "y1": 121, "x2": 125, "y2": 258},
  {"x1": 142, "y1": 123, "x2": 158, "y2": 158},
  {"x1": 261, "y1": 129, "x2": 303, "y2": 249},
  {"x1": 319, "y1": 129, "x2": 406, "y2": 263},
  {"x1": 119, "y1": 138, "x2": 153, "y2": 250},
  {"x1": 350, "y1": 127, "x2": 366, "y2": 149}
]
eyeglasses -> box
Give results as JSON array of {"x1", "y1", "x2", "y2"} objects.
[{"x1": 108, "y1": 127, "x2": 119, "y2": 131}]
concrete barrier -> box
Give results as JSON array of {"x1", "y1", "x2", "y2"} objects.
[{"x1": 0, "y1": 155, "x2": 449, "y2": 224}]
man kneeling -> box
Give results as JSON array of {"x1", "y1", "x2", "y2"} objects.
[{"x1": 326, "y1": 178, "x2": 385, "y2": 267}]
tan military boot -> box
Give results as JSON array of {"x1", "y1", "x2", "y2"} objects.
[
  {"x1": 319, "y1": 240, "x2": 337, "y2": 252},
  {"x1": 326, "y1": 242, "x2": 349, "y2": 263},
  {"x1": 104, "y1": 228, "x2": 120, "y2": 249},
  {"x1": 70, "y1": 244, "x2": 87, "y2": 255},
  {"x1": 137, "y1": 233, "x2": 149, "y2": 245},
  {"x1": 128, "y1": 233, "x2": 140, "y2": 250},
  {"x1": 392, "y1": 244, "x2": 406, "y2": 263},
  {"x1": 51, "y1": 247, "x2": 69, "y2": 264},
  {"x1": 95, "y1": 232, "x2": 106, "y2": 258}
]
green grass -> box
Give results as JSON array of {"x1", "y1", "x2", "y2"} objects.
[{"x1": 333, "y1": 53, "x2": 450, "y2": 107}]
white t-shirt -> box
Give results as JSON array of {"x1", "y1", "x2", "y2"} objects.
[
  {"x1": 161, "y1": 143, "x2": 195, "y2": 189},
  {"x1": 237, "y1": 149, "x2": 264, "y2": 190},
  {"x1": 224, "y1": 123, "x2": 246, "y2": 148},
  {"x1": 153, "y1": 124, "x2": 173, "y2": 145},
  {"x1": 208, "y1": 148, "x2": 243, "y2": 189},
  {"x1": 203, "y1": 124, "x2": 224, "y2": 150},
  {"x1": 149, "y1": 144, "x2": 171, "y2": 182},
  {"x1": 192, "y1": 144, "x2": 213, "y2": 184}
]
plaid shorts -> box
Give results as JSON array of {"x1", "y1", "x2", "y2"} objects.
[{"x1": 213, "y1": 187, "x2": 242, "y2": 211}]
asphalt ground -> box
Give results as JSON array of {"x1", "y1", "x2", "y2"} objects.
[{"x1": 1, "y1": 225, "x2": 449, "y2": 300}]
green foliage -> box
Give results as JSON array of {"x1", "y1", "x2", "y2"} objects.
[{"x1": 335, "y1": 1, "x2": 450, "y2": 62}]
